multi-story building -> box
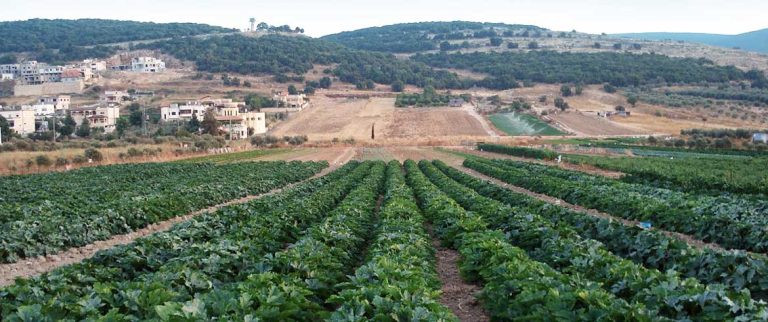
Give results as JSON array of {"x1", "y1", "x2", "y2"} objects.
[
  {"x1": 69, "y1": 105, "x2": 121, "y2": 133},
  {"x1": 39, "y1": 95, "x2": 71, "y2": 111},
  {"x1": 30, "y1": 104, "x2": 56, "y2": 116},
  {"x1": 131, "y1": 57, "x2": 165, "y2": 73},
  {"x1": 81, "y1": 59, "x2": 107, "y2": 73},
  {"x1": 273, "y1": 92, "x2": 309, "y2": 109},
  {"x1": 160, "y1": 99, "x2": 266, "y2": 138},
  {"x1": 161, "y1": 102, "x2": 208, "y2": 121},
  {"x1": 0, "y1": 106, "x2": 36, "y2": 135}
]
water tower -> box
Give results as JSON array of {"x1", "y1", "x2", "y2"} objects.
[{"x1": 249, "y1": 18, "x2": 256, "y2": 32}]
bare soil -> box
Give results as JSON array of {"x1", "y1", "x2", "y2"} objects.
[
  {"x1": 0, "y1": 166, "x2": 338, "y2": 287},
  {"x1": 432, "y1": 235, "x2": 489, "y2": 322}
]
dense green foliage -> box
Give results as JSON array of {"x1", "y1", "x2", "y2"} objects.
[
  {"x1": 329, "y1": 161, "x2": 457, "y2": 320},
  {"x1": 434, "y1": 160, "x2": 768, "y2": 301},
  {"x1": 412, "y1": 51, "x2": 746, "y2": 89},
  {"x1": 0, "y1": 19, "x2": 234, "y2": 53},
  {"x1": 0, "y1": 161, "x2": 325, "y2": 263},
  {"x1": 142, "y1": 34, "x2": 470, "y2": 89},
  {"x1": 0, "y1": 162, "x2": 370, "y2": 319},
  {"x1": 478, "y1": 144, "x2": 557, "y2": 159},
  {"x1": 403, "y1": 160, "x2": 652, "y2": 320},
  {"x1": 465, "y1": 157, "x2": 768, "y2": 252},
  {"x1": 420, "y1": 160, "x2": 767, "y2": 319},
  {"x1": 565, "y1": 152, "x2": 768, "y2": 195},
  {"x1": 674, "y1": 88, "x2": 768, "y2": 105},
  {"x1": 394, "y1": 87, "x2": 468, "y2": 107},
  {"x1": 322, "y1": 21, "x2": 547, "y2": 53}
]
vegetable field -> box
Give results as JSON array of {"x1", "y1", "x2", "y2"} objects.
[
  {"x1": 0, "y1": 161, "x2": 326, "y2": 263},
  {"x1": 3, "y1": 156, "x2": 768, "y2": 320}
]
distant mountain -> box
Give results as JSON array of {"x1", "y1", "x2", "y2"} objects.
[
  {"x1": 322, "y1": 21, "x2": 548, "y2": 53},
  {"x1": 614, "y1": 28, "x2": 768, "y2": 54}
]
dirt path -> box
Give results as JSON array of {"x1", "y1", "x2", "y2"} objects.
[
  {"x1": 464, "y1": 104, "x2": 499, "y2": 138},
  {"x1": 428, "y1": 227, "x2": 489, "y2": 322},
  {"x1": 455, "y1": 165, "x2": 727, "y2": 252},
  {"x1": 0, "y1": 166, "x2": 338, "y2": 287}
]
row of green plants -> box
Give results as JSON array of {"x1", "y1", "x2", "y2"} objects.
[
  {"x1": 477, "y1": 143, "x2": 557, "y2": 160},
  {"x1": 0, "y1": 162, "x2": 373, "y2": 320},
  {"x1": 403, "y1": 160, "x2": 653, "y2": 320},
  {"x1": 434, "y1": 160, "x2": 768, "y2": 300},
  {"x1": 329, "y1": 161, "x2": 457, "y2": 320},
  {"x1": 566, "y1": 152, "x2": 768, "y2": 195},
  {"x1": 465, "y1": 157, "x2": 768, "y2": 253},
  {"x1": 419, "y1": 160, "x2": 767, "y2": 320},
  {"x1": 0, "y1": 161, "x2": 327, "y2": 263}
]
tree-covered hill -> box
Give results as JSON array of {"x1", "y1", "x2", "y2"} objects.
[
  {"x1": 412, "y1": 51, "x2": 753, "y2": 89},
  {"x1": 321, "y1": 21, "x2": 548, "y2": 53},
  {"x1": 141, "y1": 34, "x2": 472, "y2": 89},
  {"x1": 0, "y1": 19, "x2": 236, "y2": 54}
]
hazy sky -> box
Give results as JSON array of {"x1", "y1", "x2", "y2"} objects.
[{"x1": 2, "y1": 0, "x2": 766, "y2": 37}]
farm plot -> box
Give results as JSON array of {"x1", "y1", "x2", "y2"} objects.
[
  {"x1": 0, "y1": 161, "x2": 459, "y2": 321},
  {"x1": 488, "y1": 112, "x2": 566, "y2": 136},
  {"x1": 0, "y1": 161, "x2": 326, "y2": 263},
  {"x1": 409, "y1": 160, "x2": 768, "y2": 320},
  {"x1": 464, "y1": 157, "x2": 768, "y2": 253}
]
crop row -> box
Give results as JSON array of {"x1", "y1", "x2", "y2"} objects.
[
  {"x1": 0, "y1": 161, "x2": 370, "y2": 320},
  {"x1": 433, "y1": 160, "x2": 768, "y2": 300},
  {"x1": 329, "y1": 161, "x2": 457, "y2": 320},
  {"x1": 418, "y1": 160, "x2": 767, "y2": 320},
  {"x1": 402, "y1": 160, "x2": 653, "y2": 320},
  {"x1": 0, "y1": 161, "x2": 327, "y2": 263},
  {"x1": 466, "y1": 157, "x2": 768, "y2": 253}
]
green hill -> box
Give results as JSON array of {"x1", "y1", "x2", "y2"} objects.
[
  {"x1": 0, "y1": 19, "x2": 236, "y2": 63},
  {"x1": 614, "y1": 28, "x2": 768, "y2": 54},
  {"x1": 321, "y1": 21, "x2": 548, "y2": 53}
]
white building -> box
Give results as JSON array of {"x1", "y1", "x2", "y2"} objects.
[
  {"x1": 30, "y1": 104, "x2": 56, "y2": 116},
  {"x1": 69, "y1": 105, "x2": 121, "y2": 133},
  {"x1": 273, "y1": 92, "x2": 309, "y2": 109},
  {"x1": 0, "y1": 106, "x2": 36, "y2": 135},
  {"x1": 753, "y1": 133, "x2": 768, "y2": 144},
  {"x1": 39, "y1": 95, "x2": 71, "y2": 111},
  {"x1": 1, "y1": 73, "x2": 13, "y2": 81},
  {"x1": 131, "y1": 57, "x2": 165, "y2": 73},
  {"x1": 161, "y1": 102, "x2": 208, "y2": 121},
  {"x1": 82, "y1": 59, "x2": 107, "y2": 72}
]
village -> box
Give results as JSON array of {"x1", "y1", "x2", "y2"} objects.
[{"x1": 0, "y1": 56, "x2": 310, "y2": 142}]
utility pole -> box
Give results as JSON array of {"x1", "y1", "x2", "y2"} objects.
[{"x1": 52, "y1": 113, "x2": 56, "y2": 143}]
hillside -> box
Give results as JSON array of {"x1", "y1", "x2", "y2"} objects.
[
  {"x1": 0, "y1": 19, "x2": 236, "y2": 63},
  {"x1": 615, "y1": 28, "x2": 768, "y2": 54},
  {"x1": 321, "y1": 21, "x2": 548, "y2": 53},
  {"x1": 140, "y1": 34, "x2": 472, "y2": 89}
]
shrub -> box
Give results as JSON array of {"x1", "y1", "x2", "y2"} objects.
[
  {"x1": 84, "y1": 148, "x2": 103, "y2": 162},
  {"x1": 35, "y1": 155, "x2": 52, "y2": 167}
]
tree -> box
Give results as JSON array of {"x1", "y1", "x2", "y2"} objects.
[
  {"x1": 575, "y1": 84, "x2": 583, "y2": 95},
  {"x1": 287, "y1": 84, "x2": 298, "y2": 95},
  {"x1": 0, "y1": 54, "x2": 16, "y2": 64},
  {"x1": 554, "y1": 97, "x2": 569, "y2": 111},
  {"x1": 257, "y1": 22, "x2": 269, "y2": 30},
  {"x1": 627, "y1": 95, "x2": 638, "y2": 107},
  {"x1": 58, "y1": 114, "x2": 77, "y2": 137},
  {"x1": 0, "y1": 115, "x2": 11, "y2": 139},
  {"x1": 186, "y1": 117, "x2": 201, "y2": 133},
  {"x1": 84, "y1": 148, "x2": 103, "y2": 162},
  {"x1": 490, "y1": 37, "x2": 503, "y2": 47},
  {"x1": 527, "y1": 41, "x2": 539, "y2": 49},
  {"x1": 76, "y1": 118, "x2": 91, "y2": 138},
  {"x1": 560, "y1": 85, "x2": 573, "y2": 97},
  {"x1": 391, "y1": 80, "x2": 405, "y2": 92},
  {"x1": 304, "y1": 86, "x2": 316, "y2": 94},
  {"x1": 115, "y1": 116, "x2": 129, "y2": 138},
  {"x1": 592, "y1": 42, "x2": 601, "y2": 49},
  {"x1": 200, "y1": 109, "x2": 220, "y2": 135},
  {"x1": 243, "y1": 80, "x2": 252, "y2": 87},
  {"x1": 603, "y1": 84, "x2": 617, "y2": 93},
  {"x1": 615, "y1": 105, "x2": 626, "y2": 111},
  {"x1": 128, "y1": 103, "x2": 143, "y2": 126},
  {"x1": 319, "y1": 76, "x2": 332, "y2": 89},
  {"x1": 507, "y1": 42, "x2": 519, "y2": 49},
  {"x1": 613, "y1": 43, "x2": 622, "y2": 50},
  {"x1": 365, "y1": 80, "x2": 375, "y2": 89}
]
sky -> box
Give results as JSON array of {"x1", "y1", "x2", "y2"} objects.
[{"x1": 1, "y1": 0, "x2": 766, "y2": 37}]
